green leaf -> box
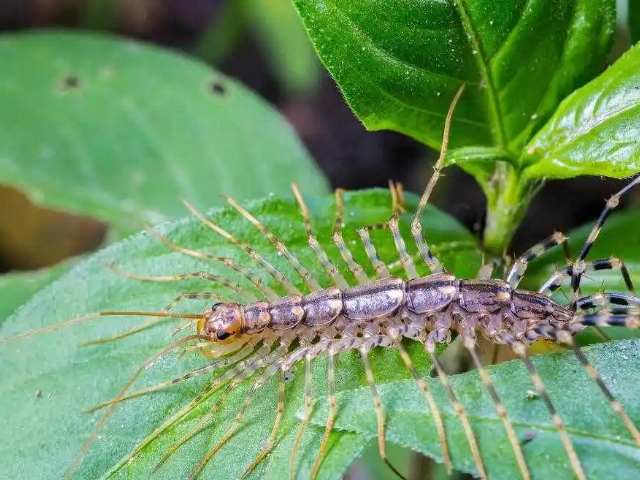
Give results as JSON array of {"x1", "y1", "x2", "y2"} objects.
[
  {"x1": 523, "y1": 42, "x2": 640, "y2": 180},
  {"x1": 0, "y1": 262, "x2": 72, "y2": 326},
  {"x1": 0, "y1": 30, "x2": 327, "y2": 237},
  {"x1": 292, "y1": 0, "x2": 615, "y2": 152},
  {"x1": 0, "y1": 189, "x2": 482, "y2": 480},
  {"x1": 311, "y1": 340, "x2": 640, "y2": 480}
]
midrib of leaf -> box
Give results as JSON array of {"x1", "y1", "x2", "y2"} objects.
[{"x1": 453, "y1": 0, "x2": 507, "y2": 150}]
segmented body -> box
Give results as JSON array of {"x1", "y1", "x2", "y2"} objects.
[
  {"x1": 211, "y1": 276, "x2": 573, "y2": 351},
  {"x1": 3, "y1": 85, "x2": 640, "y2": 480}
]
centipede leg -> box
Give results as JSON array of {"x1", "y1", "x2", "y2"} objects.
[
  {"x1": 506, "y1": 231, "x2": 570, "y2": 288},
  {"x1": 554, "y1": 328, "x2": 640, "y2": 447},
  {"x1": 570, "y1": 175, "x2": 640, "y2": 307},
  {"x1": 510, "y1": 340, "x2": 586, "y2": 480},
  {"x1": 462, "y1": 333, "x2": 530, "y2": 480},
  {"x1": 360, "y1": 345, "x2": 408, "y2": 480},
  {"x1": 143, "y1": 224, "x2": 278, "y2": 300},
  {"x1": 241, "y1": 369, "x2": 288, "y2": 478},
  {"x1": 291, "y1": 183, "x2": 350, "y2": 289},
  {"x1": 393, "y1": 336, "x2": 451, "y2": 473},
  {"x1": 332, "y1": 189, "x2": 369, "y2": 284},
  {"x1": 184, "y1": 199, "x2": 302, "y2": 295},
  {"x1": 63, "y1": 334, "x2": 202, "y2": 480},
  {"x1": 224, "y1": 196, "x2": 322, "y2": 292},
  {"x1": 309, "y1": 345, "x2": 336, "y2": 480},
  {"x1": 290, "y1": 353, "x2": 314, "y2": 480},
  {"x1": 427, "y1": 343, "x2": 488, "y2": 480}
]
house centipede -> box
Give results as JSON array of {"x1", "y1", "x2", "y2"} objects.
[{"x1": 1, "y1": 84, "x2": 640, "y2": 480}]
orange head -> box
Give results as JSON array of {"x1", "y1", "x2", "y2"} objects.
[{"x1": 198, "y1": 303, "x2": 244, "y2": 343}]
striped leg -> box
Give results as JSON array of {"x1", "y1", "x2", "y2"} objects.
[
  {"x1": 106, "y1": 265, "x2": 254, "y2": 302},
  {"x1": 289, "y1": 353, "x2": 314, "y2": 480},
  {"x1": 86, "y1": 339, "x2": 261, "y2": 412},
  {"x1": 358, "y1": 182, "x2": 406, "y2": 279},
  {"x1": 506, "y1": 231, "x2": 570, "y2": 288},
  {"x1": 291, "y1": 183, "x2": 350, "y2": 289},
  {"x1": 410, "y1": 85, "x2": 466, "y2": 274},
  {"x1": 360, "y1": 343, "x2": 408, "y2": 480},
  {"x1": 63, "y1": 334, "x2": 201, "y2": 480},
  {"x1": 333, "y1": 189, "x2": 369, "y2": 284},
  {"x1": 575, "y1": 291, "x2": 640, "y2": 312},
  {"x1": 426, "y1": 340, "x2": 488, "y2": 480},
  {"x1": 224, "y1": 196, "x2": 322, "y2": 292},
  {"x1": 144, "y1": 225, "x2": 279, "y2": 300},
  {"x1": 536, "y1": 325, "x2": 640, "y2": 449},
  {"x1": 462, "y1": 332, "x2": 530, "y2": 480},
  {"x1": 309, "y1": 345, "x2": 337, "y2": 480},
  {"x1": 509, "y1": 340, "x2": 586, "y2": 480},
  {"x1": 241, "y1": 369, "x2": 288, "y2": 478},
  {"x1": 183, "y1": 200, "x2": 302, "y2": 295},
  {"x1": 540, "y1": 257, "x2": 636, "y2": 296},
  {"x1": 570, "y1": 175, "x2": 640, "y2": 307},
  {"x1": 392, "y1": 332, "x2": 451, "y2": 474}
]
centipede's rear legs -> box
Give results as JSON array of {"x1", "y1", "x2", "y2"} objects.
[
  {"x1": 507, "y1": 338, "x2": 587, "y2": 480},
  {"x1": 460, "y1": 323, "x2": 531, "y2": 480}
]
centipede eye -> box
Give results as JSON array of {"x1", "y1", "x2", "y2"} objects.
[{"x1": 216, "y1": 331, "x2": 231, "y2": 341}]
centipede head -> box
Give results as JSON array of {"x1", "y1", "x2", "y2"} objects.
[{"x1": 198, "y1": 302, "x2": 243, "y2": 343}]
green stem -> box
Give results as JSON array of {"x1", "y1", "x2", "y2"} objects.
[{"x1": 482, "y1": 163, "x2": 536, "y2": 256}]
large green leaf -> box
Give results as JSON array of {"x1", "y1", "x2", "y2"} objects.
[
  {"x1": 0, "y1": 30, "x2": 327, "y2": 237},
  {"x1": 311, "y1": 340, "x2": 640, "y2": 480},
  {"x1": 292, "y1": 0, "x2": 615, "y2": 153},
  {"x1": 0, "y1": 190, "x2": 482, "y2": 480},
  {"x1": 0, "y1": 262, "x2": 71, "y2": 326},
  {"x1": 523, "y1": 43, "x2": 640, "y2": 180}
]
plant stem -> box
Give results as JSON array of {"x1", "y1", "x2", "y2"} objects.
[{"x1": 482, "y1": 163, "x2": 535, "y2": 256}]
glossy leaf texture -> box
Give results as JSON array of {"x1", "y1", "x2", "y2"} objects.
[
  {"x1": 0, "y1": 189, "x2": 482, "y2": 480},
  {"x1": 0, "y1": 30, "x2": 327, "y2": 237},
  {"x1": 524, "y1": 42, "x2": 640, "y2": 180},
  {"x1": 292, "y1": 0, "x2": 615, "y2": 153}
]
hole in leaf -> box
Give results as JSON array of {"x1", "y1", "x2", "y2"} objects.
[
  {"x1": 210, "y1": 80, "x2": 226, "y2": 95},
  {"x1": 60, "y1": 75, "x2": 81, "y2": 91}
]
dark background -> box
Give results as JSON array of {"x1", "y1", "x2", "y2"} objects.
[{"x1": 0, "y1": 0, "x2": 634, "y2": 274}]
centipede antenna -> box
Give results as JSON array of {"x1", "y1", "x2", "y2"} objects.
[
  {"x1": 80, "y1": 317, "x2": 169, "y2": 346},
  {"x1": 410, "y1": 86, "x2": 466, "y2": 273},
  {"x1": 291, "y1": 183, "x2": 350, "y2": 289},
  {"x1": 0, "y1": 310, "x2": 203, "y2": 345},
  {"x1": 143, "y1": 225, "x2": 279, "y2": 300},
  {"x1": 224, "y1": 195, "x2": 322, "y2": 292},
  {"x1": 63, "y1": 334, "x2": 202, "y2": 480},
  {"x1": 332, "y1": 189, "x2": 370, "y2": 284},
  {"x1": 183, "y1": 199, "x2": 302, "y2": 295}
]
